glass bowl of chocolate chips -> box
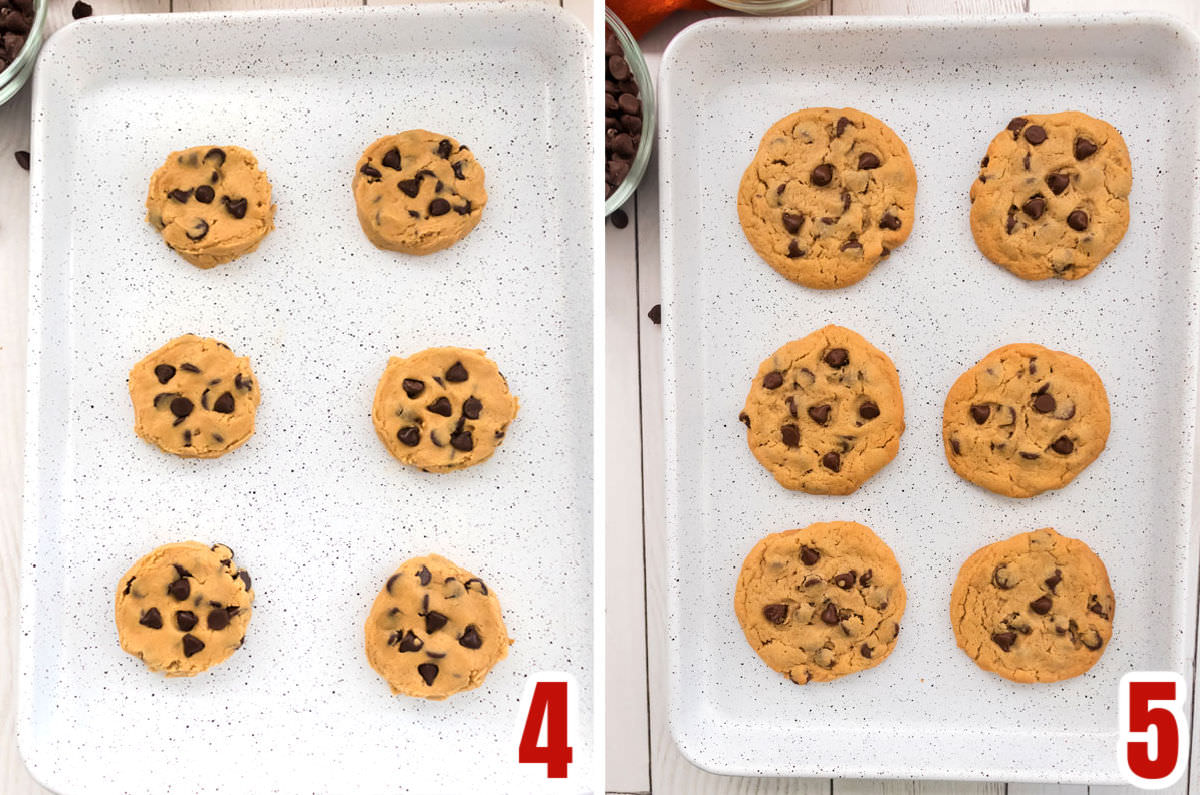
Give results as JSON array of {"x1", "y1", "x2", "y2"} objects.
[
  {"x1": 0, "y1": 0, "x2": 45, "y2": 106},
  {"x1": 605, "y1": 8, "x2": 654, "y2": 216}
]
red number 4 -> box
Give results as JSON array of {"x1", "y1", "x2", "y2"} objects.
[
  {"x1": 1120, "y1": 672, "x2": 1188, "y2": 789},
  {"x1": 519, "y1": 680, "x2": 574, "y2": 778}
]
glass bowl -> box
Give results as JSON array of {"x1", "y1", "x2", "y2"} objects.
[
  {"x1": 604, "y1": 7, "x2": 655, "y2": 216},
  {"x1": 0, "y1": 0, "x2": 47, "y2": 107},
  {"x1": 708, "y1": 0, "x2": 820, "y2": 13}
]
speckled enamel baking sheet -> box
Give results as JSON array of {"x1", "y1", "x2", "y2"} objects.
[
  {"x1": 19, "y1": 5, "x2": 593, "y2": 793},
  {"x1": 659, "y1": 14, "x2": 1200, "y2": 783}
]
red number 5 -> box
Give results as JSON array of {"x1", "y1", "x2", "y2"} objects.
[
  {"x1": 1120, "y1": 672, "x2": 1188, "y2": 789},
  {"x1": 519, "y1": 680, "x2": 574, "y2": 778}
]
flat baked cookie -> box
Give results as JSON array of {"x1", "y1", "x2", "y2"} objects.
[
  {"x1": 950, "y1": 528, "x2": 1114, "y2": 683},
  {"x1": 129, "y1": 334, "x2": 260, "y2": 459},
  {"x1": 943, "y1": 343, "x2": 1109, "y2": 498},
  {"x1": 740, "y1": 325, "x2": 904, "y2": 495},
  {"x1": 970, "y1": 112, "x2": 1132, "y2": 280},
  {"x1": 352, "y1": 131, "x2": 487, "y2": 254},
  {"x1": 115, "y1": 541, "x2": 254, "y2": 676},
  {"x1": 737, "y1": 107, "x2": 917, "y2": 288},
  {"x1": 372, "y1": 347, "x2": 518, "y2": 473},
  {"x1": 735, "y1": 522, "x2": 906, "y2": 684},
  {"x1": 145, "y1": 145, "x2": 276, "y2": 268},
  {"x1": 364, "y1": 554, "x2": 512, "y2": 699}
]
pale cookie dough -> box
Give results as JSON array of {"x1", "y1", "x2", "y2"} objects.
[
  {"x1": 129, "y1": 334, "x2": 260, "y2": 459},
  {"x1": 352, "y1": 131, "x2": 487, "y2": 254},
  {"x1": 970, "y1": 112, "x2": 1132, "y2": 280},
  {"x1": 145, "y1": 146, "x2": 276, "y2": 268},
  {"x1": 115, "y1": 541, "x2": 254, "y2": 676},
  {"x1": 372, "y1": 347, "x2": 518, "y2": 473},
  {"x1": 737, "y1": 107, "x2": 917, "y2": 288},
  {"x1": 740, "y1": 325, "x2": 904, "y2": 495},
  {"x1": 735, "y1": 522, "x2": 906, "y2": 684},
  {"x1": 943, "y1": 343, "x2": 1109, "y2": 498},
  {"x1": 950, "y1": 527, "x2": 1114, "y2": 683},
  {"x1": 364, "y1": 554, "x2": 512, "y2": 699}
]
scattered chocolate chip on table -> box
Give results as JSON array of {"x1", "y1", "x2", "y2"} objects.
[
  {"x1": 13, "y1": 149, "x2": 29, "y2": 170},
  {"x1": 71, "y1": 0, "x2": 92, "y2": 19}
]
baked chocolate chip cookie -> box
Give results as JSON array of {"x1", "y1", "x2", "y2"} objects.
[
  {"x1": 950, "y1": 527, "x2": 1114, "y2": 683},
  {"x1": 737, "y1": 107, "x2": 917, "y2": 288},
  {"x1": 372, "y1": 347, "x2": 518, "y2": 473},
  {"x1": 129, "y1": 334, "x2": 260, "y2": 459},
  {"x1": 115, "y1": 541, "x2": 254, "y2": 676},
  {"x1": 364, "y1": 554, "x2": 511, "y2": 699},
  {"x1": 943, "y1": 343, "x2": 1109, "y2": 498},
  {"x1": 145, "y1": 145, "x2": 276, "y2": 268},
  {"x1": 740, "y1": 325, "x2": 904, "y2": 495},
  {"x1": 970, "y1": 112, "x2": 1132, "y2": 280},
  {"x1": 352, "y1": 131, "x2": 487, "y2": 254},
  {"x1": 735, "y1": 522, "x2": 906, "y2": 684}
]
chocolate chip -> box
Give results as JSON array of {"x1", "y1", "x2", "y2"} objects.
[
  {"x1": 398, "y1": 179, "x2": 419, "y2": 198},
  {"x1": 462, "y1": 397, "x2": 482, "y2": 420},
  {"x1": 950, "y1": 438, "x2": 961, "y2": 455},
  {"x1": 396, "y1": 630, "x2": 424, "y2": 652},
  {"x1": 169, "y1": 396, "x2": 193, "y2": 419},
  {"x1": 465, "y1": 578, "x2": 488, "y2": 595},
  {"x1": 761, "y1": 603, "x2": 788, "y2": 625},
  {"x1": 1044, "y1": 570, "x2": 1062, "y2": 593},
  {"x1": 14, "y1": 150, "x2": 30, "y2": 170},
  {"x1": 168, "y1": 188, "x2": 192, "y2": 203},
  {"x1": 437, "y1": 139, "x2": 452, "y2": 159},
  {"x1": 860, "y1": 644, "x2": 873, "y2": 658},
  {"x1": 396, "y1": 426, "x2": 420, "y2": 447},
  {"x1": 991, "y1": 631, "x2": 1016, "y2": 651},
  {"x1": 807, "y1": 404, "x2": 831, "y2": 425},
  {"x1": 418, "y1": 565, "x2": 432, "y2": 586},
  {"x1": 380, "y1": 148, "x2": 402, "y2": 170},
  {"x1": 810, "y1": 163, "x2": 833, "y2": 186},
  {"x1": 386, "y1": 573, "x2": 401, "y2": 594},
  {"x1": 154, "y1": 364, "x2": 176, "y2": 384},
  {"x1": 1020, "y1": 452, "x2": 1040, "y2": 460},
  {"x1": 1005, "y1": 211, "x2": 1017, "y2": 234},
  {"x1": 1080, "y1": 630, "x2": 1104, "y2": 650},
  {"x1": 859, "y1": 570, "x2": 872, "y2": 587},
  {"x1": 800, "y1": 546, "x2": 820, "y2": 565},
  {"x1": 429, "y1": 198, "x2": 450, "y2": 216},
  {"x1": 459, "y1": 625, "x2": 483, "y2": 649},
  {"x1": 1051, "y1": 436, "x2": 1074, "y2": 455},
  {"x1": 167, "y1": 578, "x2": 190, "y2": 601},
  {"x1": 1089, "y1": 597, "x2": 1110, "y2": 619},
  {"x1": 840, "y1": 237, "x2": 862, "y2": 252},
  {"x1": 179, "y1": 363, "x2": 200, "y2": 374},
  {"x1": 123, "y1": 576, "x2": 136, "y2": 595},
  {"x1": 182, "y1": 634, "x2": 205, "y2": 657},
  {"x1": 822, "y1": 452, "x2": 841, "y2": 472},
  {"x1": 360, "y1": 164, "x2": 382, "y2": 179},
  {"x1": 212, "y1": 392, "x2": 234, "y2": 414},
  {"x1": 427, "y1": 397, "x2": 452, "y2": 417},
  {"x1": 833, "y1": 572, "x2": 856, "y2": 590},
  {"x1": 820, "y1": 602, "x2": 839, "y2": 625},
  {"x1": 206, "y1": 608, "x2": 231, "y2": 631},
  {"x1": 445, "y1": 362, "x2": 468, "y2": 382},
  {"x1": 1033, "y1": 393, "x2": 1056, "y2": 413},
  {"x1": 802, "y1": 576, "x2": 822, "y2": 587},
  {"x1": 450, "y1": 431, "x2": 474, "y2": 452},
  {"x1": 237, "y1": 571, "x2": 251, "y2": 591},
  {"x1": 781, "y1": 212, "x2": 803, "y2": 234},
  {"x1": 1029, "y1": 596, "x2": 1052, "y2": 615},
  {"x1": 204, "y1": 148, "x2": 226, "y2": 166},
  {"x1": 836, "y1": 117, "x2": 852, "y2": 137},
  {"x1": 1067, "y1": 210, "x2": 1089, "y2": 231},
  {"x1": 780, "y1": 424, "x2": 800, "y2": 447},
  {"x1": 857, "y1": 152, "x2": 880, "y2": 170},
  {"x1": 425, "y1": 611, "x2": 448, "y2": 633},
  {"x1": 1074, "y1": 137, "x2": 1097, "y2": 160},
  {"x1": 235, "y1": 373, "x2": 252, "y2": 391},
  {"x1": 609, "y1": 208, "x2": 629, "y2": 229},
  {"x1": 878, "y1": 213, "x2": 901, "y2": 230},
  {"x1": 992, "y1": 563, "x2": 1016, "y2": 590},
  {"x1": 194, "y1": 185, "x2": 214, "y2": 203},
  {"x1": 401, "y1": 378, "x2": 425, "y2": 399},
  {"x1": 175, "y1": 610, "x2": 198, "y2": 631},
  {"x1": 762, "y1": 371, "x2": 783, "y2": 389},
  {"x1": 1007, "y1": 117, "x2": 1029, "y2": 138},
  {"x1": 1022, "y1": 195, "x2": 1046, "y2": 220},
  {"x1": 182, "y1": 430, "x2": 192, "y2": 446},
  {"x1": 418, "y1": 663, "x2": 439, "y2": 686},
  {"x1": 1046, "y1": 172, "x2": 1069, "y2": 195},
  {"x1": 139, "y1": 607, "x2": 162, "y2": 629},
  {"x1": 970, "y1": 404, "x2": 990, "y2": 424},
  {"x1": 787, "y1": 241, "x2": 805, "y2": 259},
  {"x1": 1024, "y1": 125, "x2": 1047, "y2": 145},
  {"x1": 841, "y1": 192, "x2": 851, "y2": 212},
  {"x1": 851, "y1": 402, "x2": 878, "y2": 422},
  {"x1": 824, "y1": 348, "x2": 849, "y2": 368}
]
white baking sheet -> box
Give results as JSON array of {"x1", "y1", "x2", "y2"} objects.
[
  {"x1": 659, "y1": 13, "x2": 1200, "y2": 783},
  {"x1": 19, "y1": 5, "x2": 594, "y2": 794}
]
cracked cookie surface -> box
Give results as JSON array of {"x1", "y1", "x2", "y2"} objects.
[
  {"x1": 115, "y1": 541, "x2": 255, "y2": 676},
  {"x1": 364, "y1": 553, "x2": 511, "y2": 699},
  {"x1": 950, "y1": 527, "x2": 1114, "y2": 683},
  {"x1": 372, "y1": 347, "x2": 518, "y2": 473},
  {"x1": 943, "y1": 343, "x2": 1109, "y2": 498},
  {"x1": 129, "y1": 334, "x2": 260, "y2": 459},
  {"x1": 970, "y1": 111, "x2": 1131, "y2": 281},
  {"x1": 740, "y1": 325, "x2": 904, "y2": 495},
  {"x1": 737, "y1": 107, "x2": 917, "y2": 288},
  {"x1": 735, "y1": 522, "x2": 906, "y2": 684},
  {"x1": 145, "y1": 145, "x2": 276, "y2": 268},
  {"x1": 352, "y1": 130, "x2": 487, "y2": 254}
]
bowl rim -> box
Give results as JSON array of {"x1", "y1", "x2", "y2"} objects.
[
  {"x1": 604, "y1": 7, "x2": 655, "y2": 216},
  {"x1": 0, "y1": 0, "x2": 48, "y2": 90}
]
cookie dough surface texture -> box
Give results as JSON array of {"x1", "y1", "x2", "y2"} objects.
[
  {"x1": 372, "y1": 346, "x2": 518, "y2": 473},
  {"x1": 740, "y1": 325, "x2": 904, "y2": 495},
  {"x1": 129, "y1": 334, "x2": 260, "y2": 459},
  {"x1": 950, "y1": 528, "x2": 1114, "y2": 683},
  {"x1": 365, "y1": 554, "x2": 512, "y2": 699},
  {"x1": 353, "y1": 130, "x2": 487, "y2": 254},
  {"x1": 115, "y1": 541, "x2": 255, "y2": 676},
  {"x1": 735, "y1": 522, "x2": 906, "y2": 684},
  {"x1": 145, "y1": 145, "x2": 276, "y2": 268},
  {"x1": 970, "y1": 111, "x2": 1132, "y2": 281},
  {"x1": 737, "y1": 107, "x2": 917, "y2": 288},
  {"x1": 943, "y1": 343, "x2": 1109, "y2": 498}
]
